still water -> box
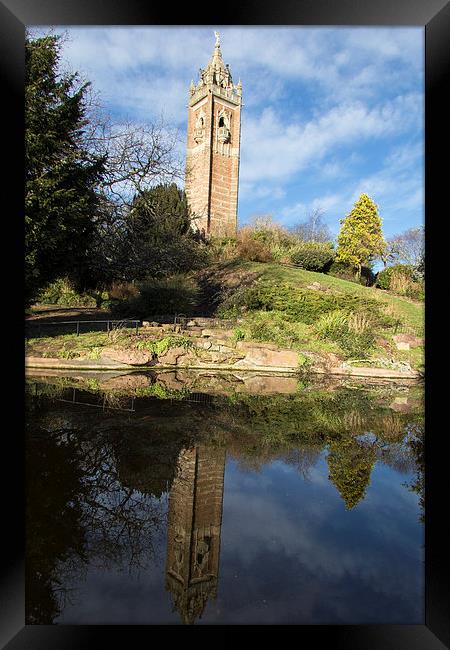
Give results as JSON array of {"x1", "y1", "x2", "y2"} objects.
[{"x1": 26, "y1": 371, "x2": 424, "y2": 625}]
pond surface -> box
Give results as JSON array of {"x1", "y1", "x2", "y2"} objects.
[{"x1": 25, "y1": 372, "x2": 424, "y2": 625}]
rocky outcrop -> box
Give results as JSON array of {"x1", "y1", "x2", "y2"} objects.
[
  {"x1": 234, "y1": 342, "x2": 299, "y2": 369},
  {"x1": 101, "y1": 347, "x2": 153, "y2": 366},
  {"x1": 157, "y1": 346, "x2": 196, "y2": 366},
  {"x1": 393, "y1": 334, "x2": 424, "y2": 350},
  {"x1": 25, "y1": 329, "x2": 422, "y2": 379},
  {"x1": 201, "y1": 328, "x2": 235, "y2": 338},
  {"x1": 157, "y1": 345, "x2": 244, "y2": 367}
]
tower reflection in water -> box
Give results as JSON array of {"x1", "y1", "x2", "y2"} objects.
[{"x1": 165, "y1": 445, "x2": 226, "y2": 625}]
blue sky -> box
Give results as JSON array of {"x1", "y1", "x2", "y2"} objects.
[{"x1": 32, "y1": 26, "x2": 424, "y2": 240}]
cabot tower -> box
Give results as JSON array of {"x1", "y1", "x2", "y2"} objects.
[{"x1": 185, "y1": 31, "x2": 242, "y2": 237}]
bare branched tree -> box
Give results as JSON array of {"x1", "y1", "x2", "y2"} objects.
[
  {"x1": 291, "y1": 207, "x2": 332, "y2": 243},
  {"x1": 82, "y1": 87, "x2": 184, "y2": 208},
  {"x1": 70, "y1": 88, "x2": 191, "y2": 291},
  {"x1": 385, "y1": 226, "x2": 424, "y2": 268}
]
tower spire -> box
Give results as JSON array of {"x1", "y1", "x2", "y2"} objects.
[{"x1": 202, "y1": 30, "x2": 229, "y2": 87}]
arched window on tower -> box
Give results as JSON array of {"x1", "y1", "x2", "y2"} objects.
[
  {"x1": 217, "y1": 113, "x2": 230, "y2": 144},
  {"x1": 194, "y1": 113, "x2": 205, "y2": 143}
]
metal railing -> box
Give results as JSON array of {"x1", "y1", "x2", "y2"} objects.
[
  {"x1": 30, "y1": 383, "x2": 136, "y2": 412},
  {"x1": 56, "y1": 389, "x2": 136, "y2": 412},
  {"x1": 174, "y1": 313, "x2": 188, "y2": 330},
  {"x1": 26, "y1": 319, "x2": 140, "y2": 338}
]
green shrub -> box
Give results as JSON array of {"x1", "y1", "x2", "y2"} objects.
[
  {"x1": 100, "y1": 299, "x2": 121, "y2": 310},
  {"x1": 375, "y1": 264, "x2": 423, "y2": 300},
  {"x1": 405, "y1": 282, "x2": 425, "y2": 300},
  {"x1": 314, "y1": 310, "x2": 375, "y2": 359},
  {"x1": 235, "y1": 226, "x2": 273, "y2": 262},
  {"x1": 232, "y1": 327, "x2": 245, "y2": 342},
  {"x1": 113, "y1": 275, "x2": 200, "y2": 319},
  {"x1": 238, "y1": 311, "x2": 310, "y2": 349},
  {"x1": 208, "y1": 236, "x2": 238, "y2": 263},
  {"x1": 375, "y1": 264, "x2": 414, "y2": 290},
  {"x1": 268, "y1": 242, "x2": 293, "y2": 263},
  {"x1": 289, "y1": 242, "x2": 335, "y2": 272},
  {"x1": 328, "y1": 261, "x2": 375, "y2": 286},
  {"x1": 136, "y1": 335, "x2": 194, "y2": 355},
  {"x1": 218, "y1": 281, "x2": 385, "y2": 326},
  {"x1": 36, "y1": 278, "x2": 97, "y2": 307},
  {"x1": 314, "y1": 310, "x2": 349, "y2": 338}
]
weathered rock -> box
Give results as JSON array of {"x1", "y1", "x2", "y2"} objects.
[
  {"x1": 101, "y1": 347, "x2": 153, "y2": 366},
  {"x1": 218, "y1": 344, "x2": 236, "y2": 353},
  {"x1": 393, "y1": 334, "x2": 423, "y2": 350},
  {"x1": 321, "y1": 352, "x2": 342, "y2": 368},
  {"x1": 185, "y1": 326, "x2": 203, "y2": 335},
  {"x1": 193, "y1": 317, "x2": 219, "y2": 327},
  {"x1": 155, "y1": 371, "x2": 193, "y2": 391},
  {"x1": 340, "y1": 365, "x2": 419, "y2": 379},
  {"x1": 202, "y1": 328, "x2": 235, "y2": 338},
  {"x1": 235, "y1": 345, "x2": 299, "y2": 369},
  {"x1": 195, "y1": 350, "x2": 244, "y2": 365},
  {"x1": 157, "y1": 346, "x2": 193, "y2": 365},
  {"x1": 389, "y1": 396, "x2": 411, "y2": 412},
  {"x1": 306, "y1": 282, "x2": 323, "y2": 290},
  {"x1": 198, "y1": 338, "x2": 236, "y2": 353},
  {"x1": 140, "y1": 325, "x2": 165, "y2": 335}
]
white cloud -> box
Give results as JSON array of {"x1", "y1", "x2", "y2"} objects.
[{"x1": 240, "y1": 93, "x2": 422, "y2": 187}]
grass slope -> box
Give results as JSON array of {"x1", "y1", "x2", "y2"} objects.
[{"x1": 230, "y1": 261, "x2": 423, "y2": 333}]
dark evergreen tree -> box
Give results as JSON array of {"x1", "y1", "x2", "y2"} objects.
[
  {"x1": 25, "y1": 33, "x2": 105, "y2": 305},
  {"x1": 119, "y1": 183, "x2": 207, "y2": 280}
]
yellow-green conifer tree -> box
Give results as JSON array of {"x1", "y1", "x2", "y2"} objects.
[{"x1": 336, "y1": 193, "x2": 386, "y2": 279}]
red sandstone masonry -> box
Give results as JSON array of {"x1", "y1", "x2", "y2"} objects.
[{"x1": 185, "y1": 39, "x2": 241, "y2": 237}]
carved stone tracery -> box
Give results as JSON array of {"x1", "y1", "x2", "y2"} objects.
[
  {"x1": 217, "y1": 108, "x2": 231, "y2": 144},
  {"x1": 193, "y1": 111, "x2": 206, "y2": 143}
]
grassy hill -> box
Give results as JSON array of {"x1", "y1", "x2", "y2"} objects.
[
  {"x1": 196, "y1": 260, "x2": 424, "y2": 370},
  {"x1": 199, "y1": 260, "x2": 424, "y2": 335},
  {"x1": 217, "y1": 261, "x2": 424, "y2": 332}
]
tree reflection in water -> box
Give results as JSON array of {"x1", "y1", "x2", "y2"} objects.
[{"x1": 26, "y1": 417, "x2": 177, "y2": 623}]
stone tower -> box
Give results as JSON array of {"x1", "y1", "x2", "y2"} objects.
[
  {"x1": 165, "y1": 445, "x2": 226, "y2": 624},
  {"x1": 185, "y1": 31, "x2": 242, "y2": 237}
]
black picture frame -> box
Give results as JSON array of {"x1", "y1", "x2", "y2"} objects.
[{"x1": 2, "y1": 0, "x2": 448, "y2": 646}]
